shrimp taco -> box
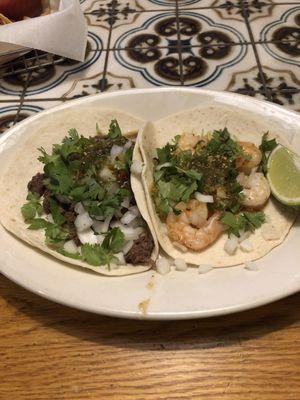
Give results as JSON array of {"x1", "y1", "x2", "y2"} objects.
[
  {"x1": 138, "y1": 105, "x2": 297, "y2": 267},
  {"x1": 0, "y1": 108, "x2": 158, "y2": 276}
]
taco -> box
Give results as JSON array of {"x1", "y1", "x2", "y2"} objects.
[
  {"x1": 138, "y1": 105, "x2": 297, "y2": 267},
  {"x1": 0, "y1": 108, "x2": 158, "y2": 276}
]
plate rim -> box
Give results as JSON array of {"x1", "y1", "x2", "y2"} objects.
[{"x1": 1, "y1": 87, "x2": 300, "y2": 320}]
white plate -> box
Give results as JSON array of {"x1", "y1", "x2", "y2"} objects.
[{"x1": 0, "y1": 88, "x2": 300, "y2": 320}]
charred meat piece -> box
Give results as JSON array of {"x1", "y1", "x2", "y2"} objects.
[
  {"x1": 42, "y1": 190, "x2": 51, "y2": 214},
  {"x1": 125, "y1": 231, "x2": 154, "y2": 265},
  {"x1": 27, "y1": 173, "x2": 45, "y2": 197},
  {"x1": 64, "y1": 222, "x2": 81, "y2": 247}
]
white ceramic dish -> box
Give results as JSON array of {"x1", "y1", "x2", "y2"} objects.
[{"x1": 0, "y1": 88, "x2": 299, "y2": 320}]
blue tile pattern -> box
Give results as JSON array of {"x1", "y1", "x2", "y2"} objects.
[{"x1": 0, "y1": 0, "x2": 299, "y2": 133}]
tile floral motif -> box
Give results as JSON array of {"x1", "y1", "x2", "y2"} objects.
[
  {"x1": 113, "y1": 11, "x2": 247, "y2": 85},
  {"x1": 226, "y1": 65, "x2": 300, "y2": 110},
  {"x1": 0, "y1": 33, "x2": 103, "y2": 97},
  {"x1": 85, "y1": 0, "x2": 143, "y2": 29},
  {"x1": 61, "y1": 70, "x2": 135, "y2": 99},
  {"x1": 260, "y1": 6, "x2": 300, "y2": 65},
  {"x1": 211, "y1": 0, "x2": 275, "y2": 23}
]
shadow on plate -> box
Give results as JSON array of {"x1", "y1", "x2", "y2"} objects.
[{"x1": 1, "y1": 274, "x2": 300, "y2": 351}]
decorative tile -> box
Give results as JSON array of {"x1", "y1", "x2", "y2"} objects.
[
  {"x1": 177, "y1": 10, "x2": 250, "y2": 43},
  {"x1": 260, "y1": 6, "x2": 300, "y2": 66},
  {"x1": 182, "y1": 42, "x2": 253, "y2": 88},
  {"x1": 111, "y1": 9, "x2": 249, "y2": 52},
  {"x1": 249, "y1": 4, "x2": 300, "y2": 42},
  {"x1": 110, "y1": 11, "x2": 177, "y2": 49},
  {"x1": 207, "y1": 0, "x2": 276, "y2": 23},
  {"x1": 0, "y1": 43, "x2": 104, "y2": 100},
  {"x1": 0, "y1": 103, "x2": 42, "y2": 134},
  {"x1": 106, "y1": 48, "x2": 181, "y2": 87},
  {"x1": 226, "y1": 65, "x2": 272, "y2": 100},
  {"x1": 255, "y1": 44, "x2": 300, "y2": 111},
  {"x1": 112, "y1": 46, "x2": 183, "y2": 85}
]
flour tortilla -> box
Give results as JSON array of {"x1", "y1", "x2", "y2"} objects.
[
  {"x1": 0, "y1": 107, "x2": 158, "y2": 276},
  {"x1": 138, "y1": 105, "x2": 297, "y2": 267}
]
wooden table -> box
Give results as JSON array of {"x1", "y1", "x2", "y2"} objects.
[{"x1": 1, "y1": 274, "x2": 300, "y2": 399}]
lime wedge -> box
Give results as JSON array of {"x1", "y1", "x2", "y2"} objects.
[{"x1": 267, "y1": 145, "x2": 300, "y2": 206}]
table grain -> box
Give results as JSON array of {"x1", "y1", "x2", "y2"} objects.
[{"x1": 1, "y1": 274, "x2": 300, "y2": 400}]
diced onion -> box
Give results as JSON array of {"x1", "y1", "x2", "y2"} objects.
[
  {"x1": 238, "y1": 230, "x2": 251, "y2": 243},
  {"x1": 93, "y1": 216, "x2": 112, "y2": 234},
  {"x1": 78, "y1": 229, "x2": 98, "y2": 245},
  {"x1": 224, "y1": 235, "x2": 238, "y2": 255},
  {"x1": 110, "y1": 145, "x2": 123, "y2": 161},
  {"x1": 123, "y1": 240, "x2": 134, "y2": 255},
  {"x1": 156, "y1": 162, "x2": 172, "y2": 170},
  {"x1": 99, "y1": 166, "x2": 115, "y2": 182},
  {"x1": 63, "y1": 240, "x2": 78, "y2": 254},
  {"x1": 131, "y1": 160, "x2": 143, "y2": 175},
  {"x1": 119, "y1": 226, "x2": 144, "y2": 241},
  {"x1": 129, "y1": 206, "x2": 140, "y2": 216},
  {"x1": 114, "y1": 252, "x2": 125, "y2": 265},
  {"x1": 124, "y1": 140, "x2": 132, "y2": 150},
  {"x1": 244, "y1": 261, "x2": 259, "y2": 271},
  {"x1": 47, "y1": 214, "x2": 54, "y2": 223},
  {"x1": 120, "y1": 211, "x2": 136, "y2": 225},
  {"x1": 110, "y1": 263, "x2": 120, "y2": 270},
  {"x1": 75, "y1": 212, "x2": 93, "y2": 232},
  {"x1": 121, "y1": 197, "x2": 130, "y2": 209},
  {"x1": 261, "y1": 223, "x2": 281, "y2": 241},
  {"x1": 97, "y1": 234, "x2": 105, "y2": 245},
  {"x1": 127, "y1": 217, "x2": 143, "y2": 228},
  {"x1": 240, "y1": 239, "x2": 253, "y2": 253},
  {"x1": 194, "y1": 192, "x2": 214, "y2": 203},
  {"x1": 198, "y1": 264, "x2": 213, "y2": 274},
  {"x1": 174, "y1": 258, "x2": 187, "y2": 271},
  {"x1": 107, "y1": 182, "x2": 119, "y2": 197},
  {"x1": 156, "y1": 258, "x2": 171, "y2": 275},
  {"x1": 74, "y1": 202, "x2": 85, "y2": 215}
]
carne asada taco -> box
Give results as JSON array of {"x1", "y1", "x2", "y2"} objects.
[
  {"x1": 138, "y1": 106, "x2": 296, "y2": 267},
  {"x1": 0, "y1": 109, "x2": 158, "y2": 276}
]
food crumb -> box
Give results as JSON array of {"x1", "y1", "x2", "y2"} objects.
[{"x1": 138, "y1": 298, "x2": 150, "y2": 314}]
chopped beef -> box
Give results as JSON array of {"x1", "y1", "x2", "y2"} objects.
[
  {"x1": 42, "y1": 190, "x2": 51, "y2": 214},
  {"x1": 64, "y1": 210, "x2": 76, "y2": 223},
  {"x1": 116, "y1": 169, "x2": 129, "y2": 184},
  {"x1": 27, "y1": 173, "x2": 45, "y2": 197},
  {"x1": 64, "y1": 222, "x2": 81, "y2": 246},
  {"x1": 125, "y1": 231, "x2": 154, "y2": 265}
]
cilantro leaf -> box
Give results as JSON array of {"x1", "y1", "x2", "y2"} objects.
[
  {"x1": 21, "y1": 192, "x2": 43, "y2": 221},
  {"x1": 108, "y1": 119, "x2": 122, "y2": 139},
  {"x1": 176, "y1": 167, "x2": 202, "y2": 181},
  {"x1": 45, "y1": 224, "x2": 69, "y2": 247},
  {"x1": 243, "y1": 211, "x2": 265, "y2": 230},
  {"x1": 81, "y1": 244, "x2": 117, "y2": 267},
  {"x1": 260, "y1": 132, "x2": 278, "y2": 152},
  {"x1": 102, "y1": 228, "x2": 125, "y2": 253},
  {"x1": 57, "y1": 248, "x2": 82, "y2": 260},
  {"x1": 21, "y1": 203, "x2": 37, "y2": 221},
  {"x1": 49, "y1": 198, "x2": 66, "y2": 225},
  {"x1": 221, "y1": 211, "x2": 265, "y2": 237},
  {"x1": 27, "y1": 218, "x2": 49, "y2": 230},
  {"x1": 220, "y1": 212, "x2": 243, "y2": 237},
  {"x1": 259, "y1": 132, "x2": 278, "y2": 174}
]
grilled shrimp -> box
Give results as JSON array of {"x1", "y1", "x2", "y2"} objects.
[
  {"x1": 177, "y1": 133, "x2": 201, "y2": 152},
  {"x1": 236, "y1": 141, "x2": 262, "y2": 172},
  {"x1": 237, "y1": 172, "x2": 271, "y2": 209},
  {"x1": 166, "y1": 200, "x2": 225, "y2": 251}
]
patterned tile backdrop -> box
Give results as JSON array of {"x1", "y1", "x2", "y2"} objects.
[{"x1": 0, "y1": 0, "x2": 299, "y2": 133}]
